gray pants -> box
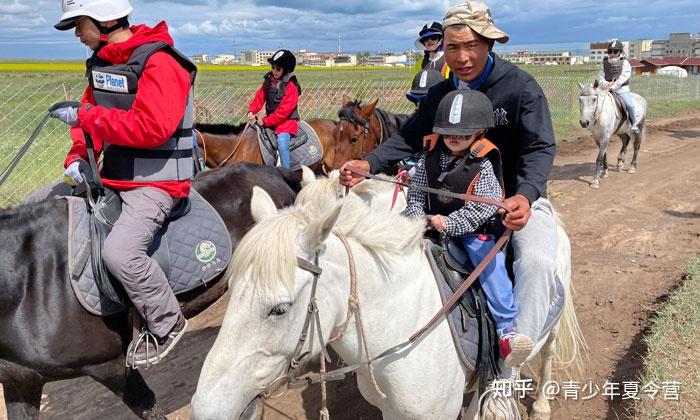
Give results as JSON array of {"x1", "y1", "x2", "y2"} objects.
[
  {"x1": 512, "y1": 198, "x2": 560, "y2": 343},
  {"x1": 103, "y1": 187, "x2": 181, "y2": 338}
]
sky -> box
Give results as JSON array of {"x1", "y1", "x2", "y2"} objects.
[{"x1": 0, "y1": 0, "x2": 698, "y2": 59}]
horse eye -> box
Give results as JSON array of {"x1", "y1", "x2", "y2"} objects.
[
  {"x1": 350, "y1": 137, "x2": 359, "y2": 144},
  {"x1": 268, "y1": 303, "x2": 291, "y2": 317}
]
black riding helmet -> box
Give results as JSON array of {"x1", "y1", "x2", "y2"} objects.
[
  {"x1": 415, "y1": 21, "x2": 443, "y2": 49},
  {"x1": 268, "y1": 49, "x2": 296, "y2": 73},
  {"x1": 433, "y1": 90, "x2": 494, "y2": 136},
  {"x1": 607, "y1": 39, "x2": 624, "y2": 54},
  {"x1": 406, "y1": 69, "x2": 443, "y2": 103}
]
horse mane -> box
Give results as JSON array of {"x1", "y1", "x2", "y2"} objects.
[
  {"x1": 230, "y1": 181, "x2": 424, "y2": 299},
  {"x1": 344, "y1": 98, "x2": 363, "y2": 108},
  {"x1": 194, "y1": 122, "x2": 248, "y2": 135}
]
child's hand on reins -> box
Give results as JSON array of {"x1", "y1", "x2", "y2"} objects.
[{"x1": 429, "y1": 215, "x2": 446, "y2": 233}]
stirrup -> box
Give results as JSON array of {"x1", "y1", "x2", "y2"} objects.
[{"x1": 126, "y1": 328, "x2": 161, "y2": 370}]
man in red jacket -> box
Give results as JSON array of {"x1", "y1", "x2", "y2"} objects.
[{"x1": 51, "y1": 0, "x2": 197, "y2": 368}]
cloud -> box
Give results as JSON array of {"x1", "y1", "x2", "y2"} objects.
[{"x1": 1, "y1": 0, "x2": 699, "y2": 58}]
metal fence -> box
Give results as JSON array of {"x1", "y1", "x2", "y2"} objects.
[{"x1": 2, "y1": 73, "x2": 700, "y2": 207}]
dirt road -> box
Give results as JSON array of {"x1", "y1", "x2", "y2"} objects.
[{"x1": 2, "y1": 111, "x2": 699, "y2": 419}]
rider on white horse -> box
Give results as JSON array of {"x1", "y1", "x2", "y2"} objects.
[{"x1": 598, "y1": 39, "x2": 640, "y2": 133}]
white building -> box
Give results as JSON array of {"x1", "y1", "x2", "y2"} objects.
[
  {"x1": 651, "y1": 33, "x2": 700, "y2": 57},
  {"x1": 240, "y1": 50, "x2": 275, "y2": 66},
  {"x1": 366, "y1": 54, "x2": 407, "y2": 66},
  {"x1": 211, "y1": 54, "x2": 236, "y2": 65},
  {"x1": 191, "y1": 54, "x2": 210, "y2": 64}
]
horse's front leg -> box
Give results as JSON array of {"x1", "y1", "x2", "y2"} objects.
[
  {"x1": 531, "y1": 330, "x2": 558, "y2": 420},
  {"x1": 591, "y1": 138, "x2": 609, "y2": 189},
  {"x1": 84, "y1": 358, "x2": 165, "y2": 420},
  {"x1": 602, "y1": 152, "x2": 609, "y2": 179},
  {"x1": 3, "y1": 380, "x2": 44, "y2": 420},
  {"x1": 617, "y1": 133, "x2": 631, "y2": 171}
]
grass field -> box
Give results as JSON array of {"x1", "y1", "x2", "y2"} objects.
[
  {"x1": 1, "y1": 62, "x2": 699, "y2": 206},
  {"x1": 635, "y1": 255, "x2": 700, "y2": 419}
]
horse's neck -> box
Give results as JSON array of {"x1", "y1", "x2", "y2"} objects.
[
  {"x1": 326, "y1": 238, "x2": 442, "y2": 362},
  {"x1": 204, "y1": 131, "x2": 261, "y2": 166}
]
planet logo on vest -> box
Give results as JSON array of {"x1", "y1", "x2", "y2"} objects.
[
  {"x1": 195, "y1": 240, "x2": 217, "y2": 263},
  {"x1": 92, "y1": 70, "x2": 129, "y2": 93}
]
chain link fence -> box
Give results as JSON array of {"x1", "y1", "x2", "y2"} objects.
[{"x1": 2, "y1": 72, "x2": 700, "y2": 207}]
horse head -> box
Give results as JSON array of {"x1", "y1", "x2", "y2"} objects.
[
  {"x1": 577, "y1": 81, "x2": 603, "y2": 128},
  {"x1": 333, "y1": 95, "x2": 379, "y2": 168},
  {"x1": 191, "y1": 187, "x2": 345, "y2": 419}
]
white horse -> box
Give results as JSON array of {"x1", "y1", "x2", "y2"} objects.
[
  {"x1": 578, "y1": 80, "x2": 647, "y2": 189},
  {"x1": 191, "y1": 183, "x2": 583, "y2": 420}
]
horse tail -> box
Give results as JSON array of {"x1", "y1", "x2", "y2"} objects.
[{"x1": 551, "y1": 215, "x2": 588, "y2": 378}]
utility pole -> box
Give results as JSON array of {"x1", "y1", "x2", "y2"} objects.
[{"x1": 338, "y1": 33, "x2": 341, "y2": 54}]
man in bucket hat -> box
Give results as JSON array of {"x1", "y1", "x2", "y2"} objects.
[{"x1": 341, "y1": 1, "x2": 559, "y2": 368}]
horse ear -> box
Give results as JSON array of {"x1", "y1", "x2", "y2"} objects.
[
  {"x1": 300, "y1": 165, "x2": 316, "y2": 187},
  {"x1": 301, "y1": 203, "x2": 342, "y2": 253},
  {"x1": 250, "y1": 186, "x2": 278, "y2": 223},
  {"x1": 361, "y1": 99, "x2": 379, "y2": 119},
  {"x1": 342, "y1": 94, "x2": 351, "y2": 107}
]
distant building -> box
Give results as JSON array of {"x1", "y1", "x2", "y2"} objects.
[
  {"x1": 650, "y1": 33, "x2": 700, "y2": 57},
  {"x1": 211, "y1": 54, "x2": 236, "y2": 65},
  {"x1": 628, "y1": 40, "x2": 653, "y2": 60},
  {"x1": 333, "y1": 54, "x2": 357, "y2": 66},
  {"x1": 366, "y1": 54, "x2": 407, "y2": 66},
  {"x1": 240, "y1": 50, "x2": 275, "y2": 66},
  {"x1": 640, "y1": 57, "x2": 700, "y2": 75},
  {"x1": 589, "y1": 42, "x2": 608, "y2": 64},
  {"x1": 501, "y1": 50, "x2": 587, "y2": 65},
  {"x1": 191, "y1": 54, "x2": 210, "y2": 64}
]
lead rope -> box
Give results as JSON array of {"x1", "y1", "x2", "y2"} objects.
[{"x1": 331, "y1": 230, "x2": 386, "y2": 399}]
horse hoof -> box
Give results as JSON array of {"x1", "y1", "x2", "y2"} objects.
[
  {"x1": 628, "y1": 167, "x2": 636, "y2": 174},
  {"x1": 590, "y1": 181, "x2": 600, "y2": 189},
  {"x1": 617, "y1": 162, "x2": 624, "y2": 170},
  {"x1": 602, "y1": 171, "x2": 609, "y2": 179}
]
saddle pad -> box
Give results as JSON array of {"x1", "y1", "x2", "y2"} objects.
[
  {"x1": 259, "y1": 121, "x2": 323, "y2": 170},
  {"x1": 423, "y1": 240, "x2": 566, "y2": 370},
  {"x1": 67, "y1": 189, "x2": 232, "y2": 316}
]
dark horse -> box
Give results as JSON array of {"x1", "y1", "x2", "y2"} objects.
[
  {"x1": 193, "y1": 119, "x2": 338, "y2": 174},
  {"x1": 330, "y1": 95, "x2": 410, "y2": 171},
  {"x1": 0, "y1": 162, "x2": 300, "y2": 419}
]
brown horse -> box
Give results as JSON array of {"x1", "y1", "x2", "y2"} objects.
[
  {"x1": 329, "y1": 95, "x2": 409, "y2": 171},
  {"x1": 193, "y1": 119, "x2": 338, "y2": 174}
]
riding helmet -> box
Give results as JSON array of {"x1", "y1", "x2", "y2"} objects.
[
  {"x1": 415, "y1": 21, "x2": 443, "y2": 48},
  {"x1": 406, "y1": 69, "x2": 444, "y2": 103},
  {"x1": 55, "y1": 0, "x2": 133, "y2": 30},
  {"x1": 267, "y1": 49, "x2": 296, "y2": 73},
  {"x1": 433, "y1": 89, "x2": 494, "y2": 136},
  {"x1": 607, "y1": 39, "x2": 624, "y2": 54}
]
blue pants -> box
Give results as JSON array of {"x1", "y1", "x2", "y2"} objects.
[
  {"x1": 277, "y1": 132, "x2": 291, "y2": 169},
  {"x1": 462, "y1": 234, "x2": 518, "y2": 330},
  {"x1": 617, "y1": 91, "x2": 636, "y2": 125}
]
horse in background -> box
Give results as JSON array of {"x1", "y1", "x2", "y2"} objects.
[
  {"x1": 578, "y1": 81, "x2": 647, "y2": 189},
  {"x1": 328, "y1": 95, "x2": 410, "y2": 172},
  {"x1": 194, "y1": 119, "x2": 337, "y2": 174},
  {"x1": 0, "y1": 163, "x2": 300, "y2": 420},
  {"x1": 191, "y1": 177, "x2": 584, "y2": 420}
]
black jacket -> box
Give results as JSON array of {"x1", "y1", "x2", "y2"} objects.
[{"x1": 366, "y1": 53, "x2": 555, "y2": 204}]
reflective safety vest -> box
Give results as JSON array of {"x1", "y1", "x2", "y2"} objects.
[
  {"x1": 602, "y1": 57, "x2": 629, "y2": 87},
  {"x1": 87, "y1": 41, "x2": 197, "y2": 182},
  {"x1": 263, "y1": 71, "x2": 301, "y2": 120}
]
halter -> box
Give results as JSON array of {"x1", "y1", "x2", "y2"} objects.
[{"x1": 338, "y1": 105, "x2": 386, "y2": 159}]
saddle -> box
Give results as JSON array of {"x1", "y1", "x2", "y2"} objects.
[
  {"x1": 424, "y1": 234, "x2": 500, "y2": 398},
  {"x1": 66, "y1": 187, "x2": 233, "y2": 316},
  {"x1": 256, "y1": 121, "x2": 324, "y2": 170}
]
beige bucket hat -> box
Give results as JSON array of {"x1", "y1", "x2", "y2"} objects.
[{"x1": 443, "y1": 1, "x2": 509, "y2": 43}]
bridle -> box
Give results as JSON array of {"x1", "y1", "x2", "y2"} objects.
[{"x1": 338, "y1": 105, "x2": 385, "y2": 159}]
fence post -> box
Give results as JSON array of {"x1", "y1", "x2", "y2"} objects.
[
  {"x1": 315, "y1": 82, "x2": 320, "y2": 118},
  {"x1": 381, "y1": 77, "x2": 385, "y2": 101},
  {"x1": 225, "y1": 88, "x2": 230, "y2": 123}
]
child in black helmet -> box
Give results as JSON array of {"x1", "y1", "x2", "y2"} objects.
[
  {"x1": 406, "y1": 69, "x2": 444, "y2": 108},
  {"x1": 247, "y1": 49, "x2": 302, "y2": 168},
  {"x1": 403, "y1": 89, "x2": 533, "y2": 368}
]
